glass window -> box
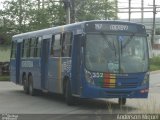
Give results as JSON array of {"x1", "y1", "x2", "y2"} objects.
[
  {"x1": 22, "y1": 39, "x2": 28, "y2": 58},
  {"x1": 27, "y1": 39, "x2": 31, "y2": 57},
  {"x1": 85, "y1": 34, "x2": 117, "y2": 72},
  {"x1": 22, "y1": 39, "x2": 33, "y2": 58},
  {"x1": 120, "y1": 36, "x2": 148, "y2": 73},
  {"x1": 85, "y1": 34, "x2": 148, "y2": 73},
  {"x1": 62, "y1": 32, "x2": 72, "y2": 57},
  {"x1": 11, "y1": 41, "x2": 16, "y2": 58},
  {"x1": 30, "y1": 37, "x2": 36, "y2": 57},
  {"x1": 51, "y1": 34, "x2": 61, "y2": 57},
  {"x1": 34, "y1": 38, "x2": 38, "y2": 57},
  {"x1": 36, "y1": 37, "x2": 42, "y2": 57}
]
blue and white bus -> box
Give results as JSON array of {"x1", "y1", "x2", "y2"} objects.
[{"x1": 10, "y1": 20, "x2": 149, "y2": 105}]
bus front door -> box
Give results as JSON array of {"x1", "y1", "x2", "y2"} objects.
[{"x1": 41, "y1": 37, "x2": 50, "y2": 90}]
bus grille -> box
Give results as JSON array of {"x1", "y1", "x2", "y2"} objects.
[
  {"x1": 96, "y1": 73, "x2": 138, "y2": 89},
  {"x1": 99, "y1": 82, "x2": 138, "y2": 88}
]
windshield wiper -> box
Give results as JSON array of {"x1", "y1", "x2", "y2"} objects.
[
  {"x1": 122, "y1": 33, "x2": 135, "y2": 49},
  {"x1": 100, "y1": 32, "x2": 115, "y2": 51}
]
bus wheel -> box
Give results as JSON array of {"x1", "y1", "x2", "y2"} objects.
[
  {"x1": 28, "y1": 75, "x2": 35, "y2": 96},
  {"x1": 65, "y1": 80, "x2": 74, "y2": 105},
  {"x1": 118, "y1": 98, "x2": 126, "y2": 105},
  {"x1": 23, "y1": 75, "x2": 29, "y2": 94}
]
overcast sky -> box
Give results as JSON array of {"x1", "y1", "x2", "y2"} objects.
[{"x1": 0, "y1": 0, "x2": 160, "y2": 19}]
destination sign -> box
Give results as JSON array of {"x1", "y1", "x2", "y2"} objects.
[
  {"x1": 95, "y1": 24, "x2": 128, "y2": 31},
  {"x1": 85, "y1": 22, "x2": 146, "y2": 34}
]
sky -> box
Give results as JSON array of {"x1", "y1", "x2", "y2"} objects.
[{"x1": 0, "y1": 0, "x2": 160, "y2": 19}]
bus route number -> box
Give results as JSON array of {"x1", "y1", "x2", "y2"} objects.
[{"x1": 92, "y1": 72, "x2": 103, "y2": 78}]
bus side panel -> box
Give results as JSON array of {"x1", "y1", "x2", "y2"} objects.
[
  {"x1": 32, "y1": 59, "x2": 41, "y2": 90},
  {"x1": 20, "y1": 58, "x2": 41, "y2": 89},
  {"x1": 48, "y1": 57, "x2": 71, "y2": 94},
  {"x1": 61, "y1": 57, "x2": 71, "y2": 92},
  {"x1": 48, "y1": 58, "x2": 60, "y2": 93}
]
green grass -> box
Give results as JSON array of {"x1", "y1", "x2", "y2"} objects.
[
  {"x1": 149, "y1": 56, "x2": 160, "y2": 71},
  {"x1": 0, "y1": 75, "x2": 10, "y2": 81},
  {"x1": 0, "y1": 46, "x2": 11, "y2": 62},
  {"x1": 150, "y1": 64, "x2": 160, "y2": 71}
]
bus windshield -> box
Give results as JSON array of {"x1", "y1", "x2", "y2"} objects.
[{"x1": 85, "y1": 33, "x2": 148, "y2": 73}]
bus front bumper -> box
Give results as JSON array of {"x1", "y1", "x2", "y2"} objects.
[{"x1": 80, "y1": 85, "x2": 149, "y2": 99}]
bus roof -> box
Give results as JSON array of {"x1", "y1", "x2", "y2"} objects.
[{"x1": 12, "y1": 20, "x2": 146, "y2": 41}]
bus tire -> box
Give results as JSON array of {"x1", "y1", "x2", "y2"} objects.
[
  {"x1": 28, "y1": 75, "x2": 36, "y2": 96},
  {"x1": 118, "y1": 98, "x2": 126, "y2": 105},
  {"x1": 65, "y1": 80, "x2": 74, "y2": 105},
  {"x1": 23, "y1": 75, "x2": 29, "y2": 94}
]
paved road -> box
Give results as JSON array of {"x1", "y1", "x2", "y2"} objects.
[{"x1": 0, "y1": 73, "x2": 160, "y2": 115}]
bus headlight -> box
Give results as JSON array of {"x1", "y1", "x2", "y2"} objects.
[
  {"x1": 142, "y1": 73, "x2": 149, "y2": 85},
  {"x1": 85, "y1": 70, "x2": 95, "y2": 85}
]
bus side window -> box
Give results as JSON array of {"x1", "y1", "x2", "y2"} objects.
[
  {"x1": 36, "y1": 37, "x2": 42, "y2": 57},
  {"x1": 62, "y1": 32, "x2": 72, "y2": 57},
  {"x1": 50, "y1": 35, "x2": 55, "y2": 56},
  {"x1": 27, "y1": 39, "x2": 31, "y2": 57},
  {"x1": 11, "y1": 41, "x2": 16, "y2": 58},
  {"x1": 22, "y1": 39, "x2": 27, "y2": 58},
  {"x1": 30, "y1": 37, "x2": 36, "y2": 57},
  {"x1": 51, "y1": 34, "x2": 61, "y2": 57},
  {"x1": 34, "y1": 38, "x2": 38, "y2": 57}
]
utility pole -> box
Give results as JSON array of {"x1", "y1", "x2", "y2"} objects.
[
  {"x1": 19, "y1": 0, "x2": 22, "y2": 31},
  {"x1": 70, "y1": 0, "x2": 75, "y2": 23},
  {"x1": 115, "y1": 0, "x2": 118, "y2": 19},
  {"x1": 151, "y1": 0, "x2": 156, "y2": 46},
  {"x1": 128, "y1": 0, "x2": 131, "y2": 21},
  {"x1": 141, "y1": 0, "x2": 144, "y2": 23},
  {"x1": 63, "y1": 0, "x2": 71, "y2": 24}
]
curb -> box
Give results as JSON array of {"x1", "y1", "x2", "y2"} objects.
[{"x1": 150, "y1": 70, "x2": 160, "y2": 74}]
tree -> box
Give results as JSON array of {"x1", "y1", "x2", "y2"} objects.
[
  {"x1": 28, "y1": 0, "x2": 65, "y2": 30},
  {"x1": 0, "y1": 0, "x2": 117, "y2": 45},
  {"x1": 74, "y1": 0, "x2": 117, "y2": 22},
  {"x1": 2, "y1": 0, "x2": 33, "y2": 33}
]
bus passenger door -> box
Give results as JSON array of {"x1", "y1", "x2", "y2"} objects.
[
  {"x1": 16, "y1": 40, "x2": 22, "y2": 84},
  {"x1": 71, "y1": 34, "x2": 82, "y2": 95},
  {"x1": 41, "y1": 35, "x2": 51, "y2": 90},
  {"x1": 48, "y1": 34, "x2": 62, "y2": 93}
]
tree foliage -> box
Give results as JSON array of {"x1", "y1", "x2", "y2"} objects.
[
  {"x1": 0, "y1": 0, "x2": 117, "y2": 44},
  {"x1": 75, "y1": 0, "x2": 117, "y2": 21}
]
